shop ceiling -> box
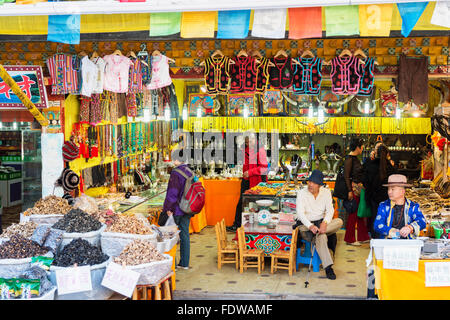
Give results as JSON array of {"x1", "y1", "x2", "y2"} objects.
[{"x1": 0, "y1": 0, "x2": 433, "y2": 16}]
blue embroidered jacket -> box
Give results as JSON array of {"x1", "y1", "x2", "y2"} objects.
[{"x1": 374, "y1": 198, "x2": 427, "y2": 239}]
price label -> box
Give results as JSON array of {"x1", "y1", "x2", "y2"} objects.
[
  {"x1": 383, "y1": 245, "x2": 421, "y2": 272},
  {"x1": 425, "y1": 262, "x2": 450, "y2": 287},
  {"x1": 101, "y1": 263, "x2": 140, "y2": 298},
  {"x1": 55, "y1": 265, "x2": 92, "y2": 295}
]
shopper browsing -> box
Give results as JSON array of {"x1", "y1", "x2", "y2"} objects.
[
  {"x1": 227, "y1": 133, "x2": 268, "y2": 232},
  {"x1": 373, "y1": 174, "x2": 426, "y2": 239},
  {"x1": 296, "y1": 170, "x2": 343, "y2": 280},
  {"x1": 343, "y1": 138, "x2": 370, "y2": 246},
  {"x1": 163, "y1": 159, "x2": 194, "y2": 270}
]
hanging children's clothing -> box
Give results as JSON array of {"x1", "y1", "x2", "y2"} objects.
[
  {"x1": 117, "y1": 93, "x2": 128, "y2": 119},
  {"x1": 255, "y1": 56, "x2": 271, "y2": 94},
  {"x1": 398, "y1": 54, "x2": 428, "y2": 105},
  {"x1": 109, "y1": 92, "x2": 119, "y2": 124},
  {"x1": 79, "y1": 96, "x2": 91, "y2": 124},
  {"x1": 269, "y1": 56, "x2": 293, "y2": 89},
  {"x1": 90, "y1": 56, "x2": 106, "y2": 94},
  {"x1": 128, "y1": 57, "x2": 144, "y2": 93},
  {"x1": 89, "y1": 94, "x2": 102, "y2": 126},
  {"x1": 80, "y1": 56, "x2": 98, "y2": 97},
  {"x1": 292, "y1": 56, "x2": 323, "y2": 95},
  {"x1": 127, "y1": 93, "x2": 137, "y2": 117},
  {"x1": 147, "y1": 55, "x2": 173, "y2": 90},
  {"x1": 330, "y1": 55, "x2": 362, "y2": 95},
  {"x1": 357, "y1": 57, "x2": 376, "y2": 96},
  {"x1": 46, "y1": 54, "x2": 80, "y2": 95},
  {"x1": 203, "y1": 55, "x2": 232, "y2": 94},
  {"x1": 229, "y1": 55, "x2": 257, "y2": 94},
  {"x1": 103, "y1": 54, "x2": 133, "y2": 93}
]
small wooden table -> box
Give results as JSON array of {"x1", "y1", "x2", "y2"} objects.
[{"x1": 132, "y1": 271, "x2": 174, "y2": 300}]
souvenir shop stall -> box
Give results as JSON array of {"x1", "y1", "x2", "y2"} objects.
[{"x1": 0, "y1": 0, "x2": 449, "y2": 300}]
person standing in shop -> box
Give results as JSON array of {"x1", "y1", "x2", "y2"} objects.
[
  {"x1": 374, "y1": 174, "x2": 426, "y2": 239},
  {"x1": 227, "y1": 133, "x2": 268, "y2": 232},
  {"x1": 163, "y1": 159, "x2": 194, "y2": 270},
  {"x1": 343, "y1": 138, "x2": 370, "y2": 246},
  {"x1": 296, "y1": 170, "x2": 343, "y2": 280},
  {"x1": 362, "y1": 144, "x2": 396, "y2": 238}
]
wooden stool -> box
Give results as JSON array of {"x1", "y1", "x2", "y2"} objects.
[{"x1": 132, "y1": 271, "x2": 174, "y2": 300}]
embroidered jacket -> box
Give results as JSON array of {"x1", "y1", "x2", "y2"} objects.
[
  {"x1": 204, "y1": 55, "x2": 232, "y2": 94},
  {"x1": 229, "y1": 55, "x2": 257, "y2": 94},
  {"x1": 255, "y1": 56, "x2": 270, "y2": 93},
  {"x1": 46, "y1": 54, "x2": 80, "y2": 95},
  {"x1": 269, "y1": 56, "x2": 293, "y2": 89},
  {"x1": 358, "y1": 57, "x2": 376, "y2": 96},
  {"x1": 374, "y1": 198, "x2": 427, "y2": 239},
  {"x1": 292, "y1": 57, "x2": 323, "y2": 95},
  {"x1": 330, "y1": 55, "x2": 362, "y2": 95}
]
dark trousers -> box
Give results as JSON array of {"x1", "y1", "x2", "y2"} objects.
[
  {"x1": 174, "y1": 214, "x2": 191, "y2": 267},
  {"x1": 231, "y1": 179, "x2": 250, "y2": 228}
]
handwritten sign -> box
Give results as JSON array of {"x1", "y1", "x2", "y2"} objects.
[
  {"x1": 101, "y1": 263, "x2": 140, "y2": 298},
  {"x1": 55, "y1": 265, "x2": 92, "y2": 295},
  {"x1": 383, "y1": 245, "x2": 421, "y2": 272},
  {"x1": 425, "y1": 262, "x2": 450, "y2": 287}
]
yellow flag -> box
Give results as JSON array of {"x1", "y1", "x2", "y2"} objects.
[
  {"x1": 180, "y1": 12, "x2": 216, "y2": 38},
  {"x1": 359, "y1": 4, "x2": 393, "y2": 37}
]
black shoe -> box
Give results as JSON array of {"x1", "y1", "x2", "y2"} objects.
[
  {"x1": 325, "y1": 266, "x2": 336, "y2": 280},
  {"x1": 226, "y1": 226, "x2": 237, "y2": 232}
]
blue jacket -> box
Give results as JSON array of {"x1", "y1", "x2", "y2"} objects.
[{"x1": 374, "y1": 198, "x2": 427, "y2": 239}]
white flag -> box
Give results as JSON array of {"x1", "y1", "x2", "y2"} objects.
[
  {"x1": 251, "y1": 9, "x2": 287, "y2": 39},
  {"x1": 431, "y1": 1, "x2": 450, "y2": 28}
]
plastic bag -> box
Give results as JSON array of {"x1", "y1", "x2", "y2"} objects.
[
  {"x1": 30, "y1": 225, "x2": 51, "y2": 246},
  {"x1": 43, "y1": 229, "x2": 64, "y2": 253},
  {"x1": 165, "y1": 215, "x2": 176, "y2": 226},
  {"x1": 20, "y1": 266, "x2": 53, "y2": 296},
  {"x1": 72, "y1": 194, "x2": 99, "y2": 215},
  {"x1": 100, "y1": 231, "x2": 157, "y2": 257},
  {"x1": 357, "y1": 189, "x2": 372, "y2": 218}
]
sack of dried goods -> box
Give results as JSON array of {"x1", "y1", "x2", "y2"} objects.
[
  {"x1": 100, "y1": 214, "x2": 156, "y2": 257},
  {"x1": 112, "y1": 239, "x2": 172, "y2": 285},
  {"x1": 21, "y1": 196, "x2": 72, "y2": 225},
  {"x1": 0, "y1": 221, "x2": 38, "y2": 242}
]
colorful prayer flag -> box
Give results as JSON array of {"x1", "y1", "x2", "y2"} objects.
[
  {"x1": 288, "y1": 7, "x2": 322, "y2": 39},
  {"x1": 217, "y1": 10, "x2": 250, "y2": 39},
  {"x1": 325, "y1": 5, "x2": 359, "y2": 37},
  {"x1": 180, "y1": 11, "x2": 216, "y2": 38},
  {"x1": 47, "y1": 14, "x2": 80, "y2": 45},
  {"x1": 359, "y1": 4, "x2": 394, "y2": 37},
  {"x1": 397, "y1": 2, "x2": 429, "y2": 37},
  {"x1": 150, "y1": 12, "x2": 181, "y2": 36},
  {"x1": 430, "y1": 1, "x2": 450, "y2": 29},
  {"x1": 251, "y1": 9, "x2": 287, "y2": 39}
]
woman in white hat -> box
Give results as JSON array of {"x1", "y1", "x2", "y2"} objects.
[{"x1": 373, "y1": 174, "x2": 426, "y2": 239}]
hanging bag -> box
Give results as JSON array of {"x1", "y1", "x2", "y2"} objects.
[{"x1": 357, "y1": 188, "x2": 372, "y2": 218}]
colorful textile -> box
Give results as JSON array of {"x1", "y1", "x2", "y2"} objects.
[
  {"x1": 358, "y1": 57, "x2": 376, "y2": 96},
  {"x1": 325, "y1": 5, "x2": 360, "y2": 37},
  {"x1": 229, "y1": 55, "x2": 257, "y2": 93},
  {"x1": 217, "y1": 10, "x2": 251, "y2": 39},
  {"x1": 268, "y1": 56, "x2": 293, "y2": 89},
  {"x1": 255, "y1": 57, "x2": 271, "y2": 93},
  {"x1": 80, "y1": 56, "x2": 98, "y2": 97},
  {"x1": 292, "y1": 57, "x2": 323, "y2": 95},
  {"x1": 330, "y1": 55, "x2": 362, "y2": 95},
  {"x1": 203, "y1": 55, "x2": 232, "y2": 94},
  {"x1": 46, "y1": 54, "x2": 80, "y2": 95},
  {"x1": 47, "y1": 14, "x2": 80, "y2": 45},
  {"x1": 90, "y1": 57, "x2": 106, "y2": 94},
  {"x1": 147, "y1": 55, "x2": 173, "y2": 90},
  {"x1": 251, "y1": 9, "x2": 287, "y2": 39},
  {"x1": 180, "y1": 11, "x2": 216, "y2": 38},
  {"x1": 359, "y1": 4, "x2": 394, "y2": 37},
  {"x1": 128, "y1": 57, "x2": 144, "y2": 93},
  {"x1": 288, "y1": 7, "x2": 322, "y2": 39},
  {"x1": 103, "y1": 54, "x2": 133, "y2": 93},
  {"x1": 397, "y1": 2, "x2": 429, "y2": 37},
  {"x1": 150, "y1": 12, "x2": 181, "y2": 36}
]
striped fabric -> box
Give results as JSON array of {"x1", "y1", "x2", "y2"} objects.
[{"x1": 46, "y1": 54, "x2": 80, "y2": 95}]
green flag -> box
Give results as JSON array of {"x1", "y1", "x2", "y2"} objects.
[
  {"x1": 325, "y1": 5, "x2": 360, "y2": 36},
  {"x1": 149, "y1": 12, "x2": 181, "y2": 37}
]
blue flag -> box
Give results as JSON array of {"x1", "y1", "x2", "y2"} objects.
[
  {"x1": 47, "y1": 15, "x2": 81, "y2": 44},
  {"x1": 217, "y1": 10, "x2": 251, "y2": 39},
  {"x1": 397, "y1": 2, "x2": 429, "y2": 37}
]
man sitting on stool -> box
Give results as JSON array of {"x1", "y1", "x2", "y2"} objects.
[{"x1": 296, "y1": 170, "x2": 343, "y2": 280}]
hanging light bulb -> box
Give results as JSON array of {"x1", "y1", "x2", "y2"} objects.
[
  {"x1": 196, "y1": 106, "x2": 202, "y2": 118},
  {"x1": 182, "y1": 103, "x2": 188, "y2": 121},
  {"x1": 243, "y1": 103, "x2": 249, "y2": 118},
  {"x1": 164, "y1": 106, "x2": 171, "y2": 121},
  {"x1": 200, "y1": 85, "x2": 207, "y2": 93},
  {"x1": 395, "y1": 107, "x2": 401, "y2": 119},
  {"x1": 13, "y1": 121, "x2": 17, "y2": 130},
  {"x1": 413, "y1": 111, "x2": 420, "y2": 118},
  {"x1": 318, "y1": 108, "x2": 324, "y2": 123},
  {"x1": 308, "y1": 105, "x2": 313, "y2": 118},
  {"x1": 364, "y1": 100, "x2": 370, "y2": 114}
]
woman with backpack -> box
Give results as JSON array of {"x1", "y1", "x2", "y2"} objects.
[
  {"x1": 163, "y1": 159, "x2": 195, "y2": 270},
  {"x1": 343, "y1": 138, "x2": 371, "y2": 246}
]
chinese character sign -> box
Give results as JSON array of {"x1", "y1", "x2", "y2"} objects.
[{"x1": 0, "y1": 66, "x2": 48, "y2": 109}]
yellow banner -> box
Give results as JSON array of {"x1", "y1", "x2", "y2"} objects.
[
  {"x1": 183, "y1": 117, "x2": 431, "y2": 135},
  {"x1": 359, "y1": 4, "x2": 394, "y2": 37},
  {"x1": 180, "y1": 11, "x2": 217, "y2": 38}
]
